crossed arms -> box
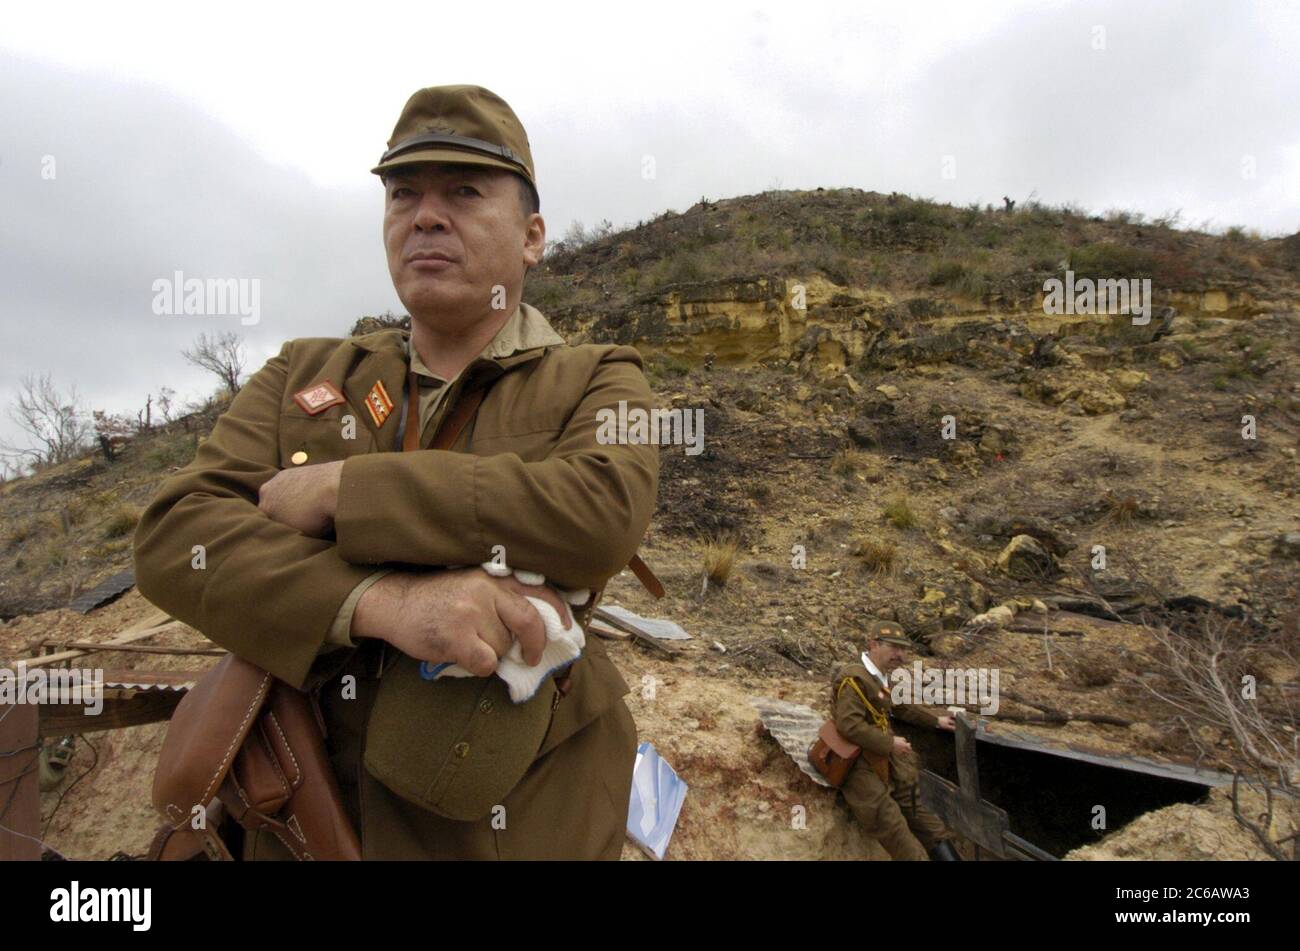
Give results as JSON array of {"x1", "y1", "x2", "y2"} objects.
[{"x1": 132, "y1": 339, "x2": 658, "y2": 689}]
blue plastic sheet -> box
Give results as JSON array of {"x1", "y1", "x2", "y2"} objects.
[{"x1": 626, "y1": 741, "x2": 688, "y2": 860}]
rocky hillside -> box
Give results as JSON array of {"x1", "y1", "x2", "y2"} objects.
[{"x1": 4, "y1": 189, "x2": 1297, "y2": 859}]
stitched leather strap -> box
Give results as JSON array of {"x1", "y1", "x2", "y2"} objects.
[{"x1": 404, "y1": 372, "x2": 487, "y2": 453}]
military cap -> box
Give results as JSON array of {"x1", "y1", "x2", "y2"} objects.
[
  {"x1": 372, "y1": 84, "x2": 538, "y2": 206},
  {"x1": 866, "y1": 620, "x2": 911, "y2": 647}
]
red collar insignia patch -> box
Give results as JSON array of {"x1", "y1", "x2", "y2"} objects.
[{"x1": 365, "y1": 379, "x2": 394, "y2": 427}]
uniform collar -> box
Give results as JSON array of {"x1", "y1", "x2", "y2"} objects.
[
  {"x1": 406, "y1": 301, "x2": 565, "y2": 381},
  {"x1": 342, "y1": 301, "x2": 564, "y2": 442},
  {"x1": 861, "y1": 652, "x2": 888, "y2": 689}
]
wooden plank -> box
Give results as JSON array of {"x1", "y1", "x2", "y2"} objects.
[
  {"x1": 94, "y1": 669, "x2": 205, "y2": 690},
  {"x1": 975, "y1": 725, "x2": 1234, "y2": 787},
  {"x1": 955, "y1": 710, "x2": 981, "y2": 800},
  {"x1": 587, "y1": 623, "x2": 631, "y2": 641},
  {"x1": 0, "y1": 702, "x2": 42, "y2": 860},
  {"x1": 918, "y1": 770, "x2": 1010, "y2": 855},
  {"x1": 12, "y1": 609, "x2": 182, "y2": 668},
  {"x1": 592, "y1": 607, "x2": 679, "y2": 657},
  {"x1": 1002, "y1": 830, "x2": 1058, "y2": 862},
  {"x1": 38, "y1": 691, "x2": 185, "y2": 736},
  {"x1": 42, "y1": 641, "x2": 225, "y2": 657}
]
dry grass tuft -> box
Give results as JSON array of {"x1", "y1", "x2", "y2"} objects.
[
  {"x1": 102, "y1": 504, "x2": 142, "y2": 538},
  {"x1": 702, "y1": 533, "x2": 740, "y2": 586},
  {"x1": 852, "y1": 538, "x2": 897, "y2": 576},
  {"x1": 883, "y1": 495, "x2": 918, "y2": 530},
  {"x1": 1107, "y1": 493, "x2": 1140, "y2": 526}
]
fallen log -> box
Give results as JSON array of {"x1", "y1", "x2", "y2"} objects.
[
  {"x1": 1001, "y1": 689, "x2": 1132, "y2": 727},
  {"x1": 1002, "y1": 624, "x2": 1086, "y2": 637}
]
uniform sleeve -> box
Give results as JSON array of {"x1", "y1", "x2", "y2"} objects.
[
  {"x1": 132, "y1": 341, "x2": 379, "y2": 689},
  {"x1": 325, "y1": 569, "x2": 394, "y2": 648},
  {"x1": 333, "y1": 347, "x2": 659, "y2": 591},
  {"x1": 833, "y1": 677, "x2": 895, "y2": 757},
  {"x1": 892, "y1": 700, "x2": 941, "y2": 729}
]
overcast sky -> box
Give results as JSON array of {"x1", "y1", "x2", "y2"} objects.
[{"x1": 2, "y1": 0, "x2": 1297, "y2": 460}]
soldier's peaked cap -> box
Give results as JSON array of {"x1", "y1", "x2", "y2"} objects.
[
  {"x1": 866, "y1": 620, "x2": 911, "y2": 647},
  {"x1": 372, "y1": 84, "x2": 538, "y2": 207}
]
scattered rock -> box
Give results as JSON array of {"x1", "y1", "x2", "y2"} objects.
[
  {"x1": 1156, "y1": 349, "x2": 1184, "y2": 370},
  {"x1": 847, "y1": 417, "x2": 879, "y2": 448},
  {"x1": 1274, "y1": 532, "x2": 1300, "y2": 559},
  {"x1": 996, "y1": 534, "x2": 1063, "y2": 580},
  {"x1": 968, "y1": 603, "x2": 1018, "y2": 628},
  {"x1": 1110, "y1": 368, "x2": 1150, "y2": 392}
]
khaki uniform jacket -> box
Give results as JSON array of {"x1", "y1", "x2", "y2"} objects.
[
  {"x1": 134, "y1": 303, "x2": 659, "y2": 690},
  {"x1": 831, "y1": 663, "x2": 940, "y2": 783},
  {"x1": 831, "y1": 663, "x2": 950, "y2": 858},
  {"x1": 132, "y1": 304, "x2": 659, "y2": 856}
]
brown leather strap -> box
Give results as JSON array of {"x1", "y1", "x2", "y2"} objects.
[
  {"x1": 628, "y1": 553, "x2": 665, "y2": 599},
  {"x1": 404, "y1": 371, "x2": 487, "y2": 453},
  {"x1": 401, "y1": 370, "x2": 422, "y2": 452}
]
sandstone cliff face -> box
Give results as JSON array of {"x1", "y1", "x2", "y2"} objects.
[
  {"x1": 534, "y1": 190, "x2": 1299, "y2": 384},
  {"x1": 548, "y1": 271, "x2": 1298, "y2": 387}
]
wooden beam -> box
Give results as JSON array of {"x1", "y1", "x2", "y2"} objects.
[
  {"x1": 12, "y1": 610, "x2": 184, "y2": 668},
  {"x1": 40, "y1": 642, "x2": 224, "y2": 657},
  {"x1": 0, "y1": 702, "x2": 42, "y2": 860},
  {"x1": 954, "y1": 710, "x2": 981, "y2": 800},
  {"x1": 38, "y1": 692, "x2": 186, "y2": 736}
]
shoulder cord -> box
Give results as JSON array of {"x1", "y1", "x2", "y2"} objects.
[{"x1": 837, "y1": 677, "x2": 890, "y2": 733}]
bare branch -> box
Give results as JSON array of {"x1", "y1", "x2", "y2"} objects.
[
  {"x1": 1, "y1": 372, "x2": 93, "y2": 470},
  {"x1": 182, "y1": 331, "x2": 246, "y2": 396}
]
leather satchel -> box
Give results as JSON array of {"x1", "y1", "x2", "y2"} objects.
[
  {"x1": 149, "y1": 379, "x2": 492, "y2": 860},
  {"x1": 150, "y1": 653, "x2": 361, "y2": 860},
  {"x1": 808, "y1": 720, "x2": 861, "y2": 788}
]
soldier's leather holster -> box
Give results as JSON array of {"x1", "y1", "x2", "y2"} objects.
[{"x1": 148, "y1": 653, "x2": 361, "y2": 861}]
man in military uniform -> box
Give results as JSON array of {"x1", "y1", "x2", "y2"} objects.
[
  {"x1": 831, "y1": 621, "x2": 962, "y2": 860},
  {"x1": 133, "y1": 85, "x2": 659, "y2": 859}
]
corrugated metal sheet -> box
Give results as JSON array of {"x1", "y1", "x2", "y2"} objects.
[
  {"x1": 750, "y1": 696, "x2": 831, "y2": 787},
  {"x1": 66, "y1": 569, "x2": 136, "y2": 614}
]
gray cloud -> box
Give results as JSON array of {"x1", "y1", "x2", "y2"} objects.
[
  {"x1": 1, "y1": 53, "x2": 398, "y2": 456},
  {"x1": 2, "y1": 3, "x2": 1296, "y2": 459}
]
